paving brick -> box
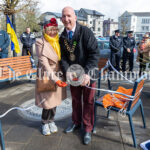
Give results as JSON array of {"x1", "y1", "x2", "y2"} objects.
[
  {"x1": 24, "y1": 135, "x2": 60, "y2": 150},
  {"x1": 5, "y1": 124, "x2": 36, "y2": 143}
]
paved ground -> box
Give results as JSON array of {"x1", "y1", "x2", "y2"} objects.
[{"x1": 0, "y1": 77, "x2": 150, "y2": 150}]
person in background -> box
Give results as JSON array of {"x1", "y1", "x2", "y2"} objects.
[
  {"x1": 20, "y1": 27, "x2": 35, "y2": 58},
  {"x1": 60, "y1": 6, "x2": 99, "y2": 145},
  {"x1": 0, "y1": 23, "x2": 10, "y2": 58},
  {"x1": 138, "y1": 34, "x2": 150, "y2": 76},
  {"x1": 109, "y1": 29, "x2": 123, "y2": 71},
  {"x1": 35, "y1": 18, "x2": 67, "y2": 136},
  {"x1": 122, "y1": 31, "x2": 136, "y2": 72}
]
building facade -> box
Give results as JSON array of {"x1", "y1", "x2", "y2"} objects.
[
  {"x1": 76, "y1": 8, "x2": 104, "y2": 36},
  {"x1": 119, "y1": 11, "x2": 150, "y2": 40},
  {"x1": 103, "y1": 18, "x2": 118, "y2": 37}
]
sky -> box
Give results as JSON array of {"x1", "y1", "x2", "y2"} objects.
[{"x1": 39, "y1": 0, "x2": 150, "y2": 20}]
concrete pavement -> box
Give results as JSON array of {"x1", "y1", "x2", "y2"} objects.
[{"x1": 0, "y1": 79, "x2": 150, "y2": 150}]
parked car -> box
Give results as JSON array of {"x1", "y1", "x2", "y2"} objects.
[{"x1": 97, "y1": 39, "x2": 110, "y2": 58}]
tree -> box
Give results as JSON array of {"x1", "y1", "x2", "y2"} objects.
[
  {"x1": 120, "y1": 17, "x2": 129, "y2": 36},
  {"x1": 0, "y1": 0, "x2": 40, "y2": 57},
  {"x1": 0, "y1": 1, "x2": 41, "y2": 35},
  {"x1": 0, "y1": 0, "x2": 39, "y2": 15},
  {"x1": 15, "y1": 5, "x2": 41, "y2": 36}
]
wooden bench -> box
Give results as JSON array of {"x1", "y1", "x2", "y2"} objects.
[
  {"x1": 98, "y1": 58, "x2": 108, "y2": 70},
  {"x1": 93, "y1": 64, "x2": 146, "y2": 148},
  {"x1": 97, "y1": 58, "x2": 111, "y2": 96},
  {"x1": 0, "y1": 56, "x2": 37, "y2": 82}
]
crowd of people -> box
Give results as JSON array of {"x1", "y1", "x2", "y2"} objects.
[{"x1": 109, "y1": 29, "x2": 150, "y2": 75}]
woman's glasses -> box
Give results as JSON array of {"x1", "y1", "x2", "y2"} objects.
[{"x1": 47, "y1": 29, "x2": 59, "y2": 32}]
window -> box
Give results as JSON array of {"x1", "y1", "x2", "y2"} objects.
[
  {"x1": 90, "y1": 27, "x2": 93, "y2": 31},
  {"x1": 104, "y1": 42, "x2": 110, "y2": 49},
  {"x1": 142, "y1": 18, "x2": 150, "y2": 24},
  {"x1": 142, "y1": 26, "x2": 144, "y2": 30},
  {"x1": 90, "y1": 21, "x2": 92, "y2": 24},
  {"x1": 98, "y1": 41, "x2": 103, "y2": 49},
  {"x1": 98, "y1": 28, "x2": 100, "y2": 31},
  {"x1": 146, "y1": 26, "x2": 149, "y2": 31},
  {"x1": 141, "y1": 26, "x2": 149, "y2": 31},
  {"x1": 98, "y1": 41, "x2": 110, "y2": 50}
]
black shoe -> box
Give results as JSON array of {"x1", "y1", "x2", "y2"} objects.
[
  {"x1": 64, "y1": 123, "x2": 80, "y2": 133},
  {"x1": 83, "y1": 132, "x2": 91, "y2": 145}
]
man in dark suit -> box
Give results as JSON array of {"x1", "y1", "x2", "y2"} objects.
[
  {"x1": 59, "y1": 6, "x2": 99, "y2": 145},
  {"x1": 109, "y1": 29, "x2": 123, "y2": 71},
  {"x1": 20, "y1": 27, "x2": 36, "y2": 58},
  {"x1": 122, "y1": 31, "x2": 136, "y2": 72},
  {"x1": 0, "y1": 23, "x2": 10, "y2": 58}
]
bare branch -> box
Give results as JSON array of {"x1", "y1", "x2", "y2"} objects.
[{"x1": 0, "y1": 0, "x2": 39, "y2": 15}]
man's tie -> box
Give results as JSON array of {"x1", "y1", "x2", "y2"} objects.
[{"x1": 68, "y1": 31, "x2": 73, "y2": 40}]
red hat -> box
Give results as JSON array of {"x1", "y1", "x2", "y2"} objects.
[{"x1": 44, "y1": 18, "x2": 58, "y2": 29}]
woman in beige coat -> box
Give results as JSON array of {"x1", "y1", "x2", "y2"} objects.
[
  {"x1": 35, "y1": 18, "x2": 67, "y2": 136},
  {"x1": 138, "y1": 34, "x2": 150, "y2": 75}
]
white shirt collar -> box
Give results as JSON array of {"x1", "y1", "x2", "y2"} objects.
[{"x1": 66, "y1": 24, "x2": 76, "y2": 35}]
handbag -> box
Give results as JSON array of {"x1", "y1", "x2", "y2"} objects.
[
  {"x1": 36, "y1": 77, "x2": 56, "y2": 92},
  {"x1": 36, "y1": 38, "x2": 57, "y2": 92}
]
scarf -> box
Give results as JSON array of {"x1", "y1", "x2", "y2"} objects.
[{"x1": 44, "y1": 33, "x2": 61, "y2": 60}]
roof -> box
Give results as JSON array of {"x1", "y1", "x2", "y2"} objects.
[
  {"x1": 81, "y1": 8, "x2": 104, "y2": 16},
  {"x1": 43, "y1": 12, "x2": 62, "y2": 18},
  {"x1": 77, "y1": 16, "x2": 87, "y2": 21},
  {"x1": 129, "y1": 12, "x2": 150, "y2": 17},
  {"x1": 75, "y1": 10, "x2": 87, "y2": 21},
  {"x1": 41, "y1": 11, "x2": 87, "y2": 22},
  {"x1": 103, "y1": 19, "x2": 118, "y2": 24},
  {"x1": 75, "y1": 10, "x2": 79, "y2": 15}
]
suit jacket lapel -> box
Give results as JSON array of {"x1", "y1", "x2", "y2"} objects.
[
  {"x1": 72, "y1": 22, "x2": 81, "y2": 41},
  {"x1": 42, "y1": 38, "x2": 58, "y2": 63}
]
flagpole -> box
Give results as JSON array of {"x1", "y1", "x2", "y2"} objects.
[
  {"x1": 11, "y1": 0, "x2": 17, "y2": 57},
  {"x1": 11, "y1": 14, "x2": 17, "y2": 57}
]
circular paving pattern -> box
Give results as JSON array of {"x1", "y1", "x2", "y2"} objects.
[{"x1": 18, "y1": 98, "x2": 72, "y2": 121}]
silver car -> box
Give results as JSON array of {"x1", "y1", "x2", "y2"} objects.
[{"x1": 97, "y1": 39, "x2": 110, "y2": 58}]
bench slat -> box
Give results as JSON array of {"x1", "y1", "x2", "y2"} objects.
[
  {"x1": 98, "y1": 58, "x2": 108, "y2": 70},
  {"x1": 0, "y1": 56, "x2": 30, "y2": 62},
  {"x1": 0, "y1": 63, "x2": 31, "y2": 69},
  {"x1": 1, "y1": 66, "x2": 33, "y2": 76},
  {"x1": 0, "y1": 64, "x2": 32, "y2": 72},
  {"x1": 131, "y1": 80, "x2": 144, "y2": 109},
  {"x1": 0, "y1": 60, "x2": 31, "y2": 66},
  {"x1": 0, "y1": 69, "x2": 37, "y2": 80}
]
